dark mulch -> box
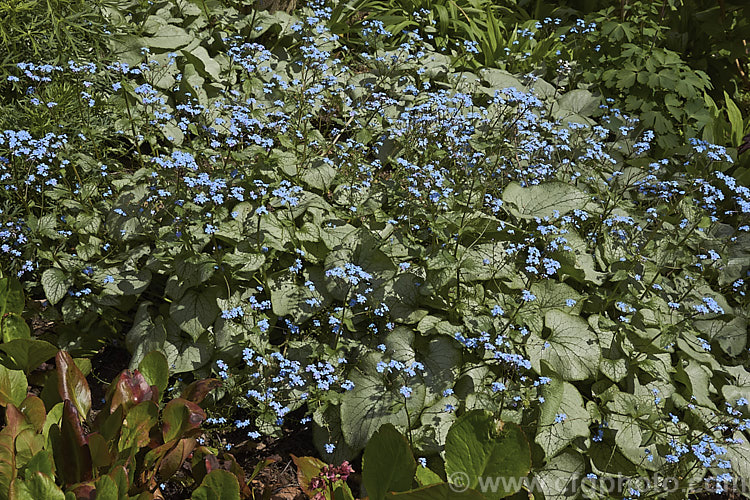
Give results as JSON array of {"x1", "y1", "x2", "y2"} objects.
[
  {"x1": 88, "y1": 343, "x2": 131, "y2": 413},
  {"x1": 229, "y1": 416, "x2": 316, "y2": 499}
]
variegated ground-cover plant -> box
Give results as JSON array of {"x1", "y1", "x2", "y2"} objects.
[{"x1": 0, "y1": 0, "x2": 749, "y2": 497}]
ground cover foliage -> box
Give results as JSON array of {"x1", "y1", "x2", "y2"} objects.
[
  {"x1": 319, "y1": 0, "x2": 750, "y2": 182},
  {"x1": 0, "y1": 0, "x2": 749, "y2": 498}
]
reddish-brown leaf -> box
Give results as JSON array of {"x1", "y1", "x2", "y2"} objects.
[
  {"x1": 107, "y1": 369, "x2": 155, "y2": 414},
  {"x1": 158, "y1": 438, "x2": 196, "y2": 480},
  {"x1": 161, "y1": 398, "x2": 205, "y2": 443},
  {"x1": 56, "y1": 351, "x2": 91, "y2": 420},
  {"x1": 181, "y1": 378, "x2": 221, "y2": 404},
  {"x1": 291, "y1": 455, "x2": 327, "y2": 496}
]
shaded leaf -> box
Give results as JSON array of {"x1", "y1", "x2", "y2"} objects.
[
  {"x1": 0, "y1": 339, "x2": 58, "y2": 374},
  {"x1": 362, "y1": 424, "x2": 416, "y2": 500},
  {"x1": 445, "y1": 411, "x2": 531, "y2": 499},
  {"x1": 181, "y1": 378, "x2": 221, "y2": 404}
]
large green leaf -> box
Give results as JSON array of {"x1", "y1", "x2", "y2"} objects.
[
  {"x1": 339, "y1": 365, "x2": 422, "y2": 451},
  {"x1": 0, "y1": 429, "x2": 15, "y2": 499},
  {"x1": 162, "y1": 398, "x2": 205, "y2": 443},
  {"x1": 93, "y1": 475, "x2": 120, "y2": 500},
  {"x1": 444, "y1": 410, "x2": 531, "y2": 499},
  {"x1": 269, "y1": 271, "x2": 328, "y2": 324},
  {"x1": 163, "y1": 329, "x2": 213, "y2": 374},
  {"x1": 608, "y1": 412, "x2": 663, "y2": 472},
  {"x1": 312, "y1": 404, "x2": 357, "y2": 464},
  {"x1": 0, "y1": 339, "x2": 58, "y2": 374},
  {"x1": 389, "y1": 483, "x2": 485, "y2": 499},
  {"x1": 41, "y1": 269, "x2": 69, "y2": 306},
  {"x1": 182, "y1": 46, "x2": 222, "y2": 81},
  {"x1": 191, "y1": 470, "x2": 240, "y2": 500},
  {"x1": 479, "y1": 68, "x2": 524, "y2": 92},
  {"x1": 726, "y1": 432, "x2": 750, "y2": 482},
  {"x1": 414, "y1": 396, "x2": 458, "y2": 455},
  {"x1": 362, "y1": 424, "x2": 416, "y2": 500},
  {"x1": 502, "y1": 182, "x2": 589, "y2": 219},
  {"x1": 169, "y1": 288, "x2": 220, "y2": 340},
  {"x1": 552, "y1": 89, "x2": 600, "y2": 122},
  {"x1": 50, "y1": 400, "x2": 92, "y2": 486},
  {"x1": 138, "y1": 351, "x2": 169, "y2": 394},
  {"x1": 695, "y1": 317, "x2": 746, "y2": 357},
  {"x1": 0, "y1": 276, "x2": 24, "y2": 317},
  {"x1": 526, "y1": 310, "x2": 600, "y2": 382},
  {"x1": 125, "y1": 304, "x2": 167, "y2": 370},
  {"x1": 302, "y1": 158, "x2": 337, "y2": 191},
  {"x1": 143, "y1": 25, "x2": 194, "y2": 50},
  {"x1": 1, "y1": 314, "x2": 30, "y2": 342},
  {"x1": 0, "y1": 365, "x2": 27, "y2": 408},
  {"x1": 23, "y1": 450, "x2": 55, "y2": 478},
  {"x1": 532, "y1": 450, "x2": 585, "y2": 500},
  {"x1": 535, "y1": 379, "x2": 590, "y2": 458},
  {"x1": 339, "y1": 334, "x2": 425, "y2": 451},
  {"x1": 520, "y1": 281, "x2": 583, "y2": 333},
  {"x1": 165, "y1": 255, "x2": 217, "y2": 301},
  {"x1": 10, "y1": 473, "x2": 65, "y2": 500},
  {"x1": 418, "y1": 335, "x2": 460, "y2": 402},
  {"x1": 724, "y1": 91, "x2": 744, "y2": 146},
  {"x1": 119, "y1": 401, "x2": 158, "y2": 451}
]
